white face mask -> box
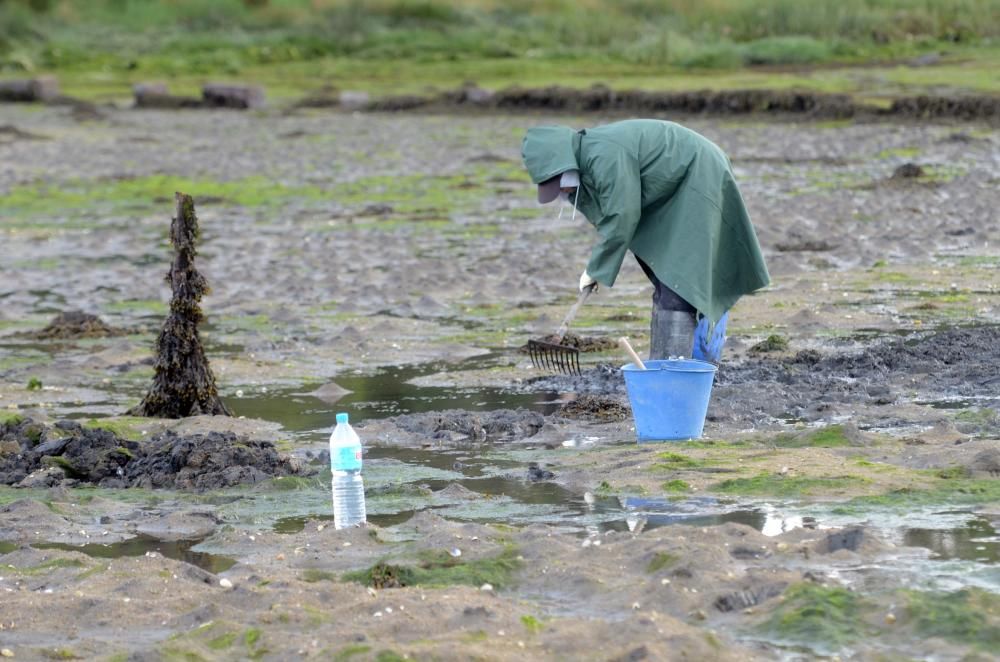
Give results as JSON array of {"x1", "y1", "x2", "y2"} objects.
[
  {"x1": 556, "y1": 189, "x2": 578, "y2": 221},
  {"x1": 555, "y1": 170, "x2": 580, "y2": 221}
]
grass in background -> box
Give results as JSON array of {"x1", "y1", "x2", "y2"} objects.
[{"x1": 0, "y1": 0, "x2": 997, "y2": 98}]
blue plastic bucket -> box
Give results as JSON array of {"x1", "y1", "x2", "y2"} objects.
[{"x1": 621, "y1": 359, "x2": 718, "y2": 441}]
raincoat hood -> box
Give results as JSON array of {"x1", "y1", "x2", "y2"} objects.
[
  {"x1": 521, "y1": 125, "x2": 579, "y2": 184},
  {"x1": 519, "y1": 119, "x2": 770, "y2": 324}
]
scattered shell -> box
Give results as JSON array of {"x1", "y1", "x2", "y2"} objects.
[
  {"x1": 885, "y1": 613, "x2": 896, "y2": 625},
  {"x1": 632, "y1": 602, "x2": 641, "y2": 610},
  {"x1": 276, "y1": 553, "x2": 285, "y2": 561},
  {"x1": 367, "y1": 587, "x2": 377, "y2": 598},
  {"x1": 480, "y1": 583, "x2": 494, "y2": 592},
  {"x1": 219, "y1": 578, "x2": 233, "y2": 589},
  {"x1": 0, "y1": 649, "x2": 12, "y2": 658},
  {"x1": 661, "y1": 578, "x2": 671, "y2": 585},
  {"x1": 776, "y1": 542, "x2": 789, "y2": 552},
  {"x1": 317, "y1": 524, "x2": 325, "y2": 532},
  {"x1": 449, "y1": 548, "x2": 462, "y2": 558}
]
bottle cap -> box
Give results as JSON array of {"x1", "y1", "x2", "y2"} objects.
[{"x1": 336, "y1": 412, "x2": 348, "y2": 424}]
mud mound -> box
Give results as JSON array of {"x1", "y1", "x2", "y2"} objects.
[
  {"x1": 31, "y1": 311, "x2": 126, "y2": 340},
  {"x1": 521, "y1": 333, "x2": 617, "y2": 354},
  {"x1": 527, "y1": 363, "x2": 626, "y2": 396},
  {"x1": 122, "y1": 430, "x2": 302, "y2": 489},
  {"x1": 886, "y1": 94, "x2": 1000, "y2": 121},
  {"x1": 557, "y1": 395, "x2": 630, "y2": 422},
  {"x1": 391, "y1": 409, "x2": 544, "y2": 442},
  {"x1": 0, "y1": 418, "x2": 307, "y2": 489},
  {"x1": 555, "y1": 333, "x2": 618, "y2": 352},
  {"x1": 365, "y1": 84, "x2": 1000, "y2": 122},
  {"x1": 713, "y1": 326, "x2": 1000, "y2": 423}
]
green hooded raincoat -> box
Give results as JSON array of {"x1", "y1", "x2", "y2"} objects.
[{"x1": 521, "y1": 119, "x2": 770, "y2": 323}]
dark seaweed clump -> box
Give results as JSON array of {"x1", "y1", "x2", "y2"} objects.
[
  {"x1": 0, "y1": 417, "x2": 306, "y2": 489},
  {"x1": 129, "y1": 192, "x2": 231, "y2": 418}
]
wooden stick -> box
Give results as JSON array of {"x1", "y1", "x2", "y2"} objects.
[{"x1": 618, "y1": 336, "x2": 646, "y2": 370}]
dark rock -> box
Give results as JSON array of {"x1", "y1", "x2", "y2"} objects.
[
  {"x1": 729, "y1": 545, "x2": 771, "y2": 560},
  {"x1": 391, "y1": 408, "x2": 544, "y2": 443},
  {"x1": 891, "y1": 162, "x2": 925, "y2": 179},
  {"x1": 817, "y1": 526, "x2": 866, "y2": 553},
  {"x1": 713, "y1": 583, "x2": 787, "y2": 612},
  {"x1": 33, "y1": 437, "x2": 70, "y2": 456},
  {"x1": 133, "y1": 82, "x2": 201, "y2": 109},
  {"x1": 0, "y1": 77, "x2": 59, "y2": 103},
  {"x1": 527, "y1": 463, "x2": 555, "y2": 481},
  {"x1": 202, "y1": 83, "x2": 265, "y2": 110}
]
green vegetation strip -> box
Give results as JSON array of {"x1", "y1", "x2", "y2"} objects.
[{"x1": 2, "y1": 1, "x2": 997, "y2": 99}]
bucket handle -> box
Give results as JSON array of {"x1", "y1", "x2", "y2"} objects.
[{"x1": 618, "y1": 337, "x2": 646, "y2": 370}]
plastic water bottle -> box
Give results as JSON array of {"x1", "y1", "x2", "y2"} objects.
[{"x1": 330, "y1": 412, "x2": 366, "y2": 529}]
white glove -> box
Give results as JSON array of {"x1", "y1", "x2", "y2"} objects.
[{"x1": 579, "y1": 270, "x2": 597, "y2": 292}]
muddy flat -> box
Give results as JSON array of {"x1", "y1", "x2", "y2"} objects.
[{"x1": 1, "y1": 105, "x2": 999, "y2": 660}]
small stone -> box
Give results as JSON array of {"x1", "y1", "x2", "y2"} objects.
[
  {"x1": 449, "y1": 548, "x2": 462, "y2": 558},
  {"x1": 385, "y1": 607, "x2": 393, "y2": 614},
  {"x1": 632, "y1": 602, "x2": 641, "y2": 610},
  {"x1": 0, "y1": 649, "x2": 12, "y2": 658},
  {"x1": 219, "y1": 578, "x2": 233, "y2": 589},
  {"x1": 317, "y1": 524, "x2": 325, "y2": 532},
  {"x1": 367, "y1": 587, "x2": 377, "y2": 598},
  {"x1": 276, "y1": 553, "x2": 285, "y2": 561},
  {"x1": 885, "y1": 613, "x2": 896, "y2": 625},
  {"x1": 776, "y1": 542, "x2": 789, "y2": 552},
  {"x1": 479, "y1": 583, "x2": 493, "y2": 592},
  {"x1": 660, "y1": 578, "x2": 670, "y2": 585}
]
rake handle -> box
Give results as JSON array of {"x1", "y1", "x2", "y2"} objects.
[
  {"x1": 618, "y1": 336, "x2": 646, "y2": 370},
  {"x1": 554, "y1": 283, "x2": 596, "y2": 341}
]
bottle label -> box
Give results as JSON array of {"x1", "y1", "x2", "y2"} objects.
[{"x1": 332, "y1": 446, "x2": 362, "y2": 471}]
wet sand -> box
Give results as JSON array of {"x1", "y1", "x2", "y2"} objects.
[{"x1": 1, "y1": 105, "x2": 999, "y2": 659}]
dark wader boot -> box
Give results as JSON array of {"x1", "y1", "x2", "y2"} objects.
[{"x1": 636, "y1": 256, "x2": 697, "y2": 360}]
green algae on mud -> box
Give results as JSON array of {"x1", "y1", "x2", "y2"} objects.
[
  {"x1": 832, "y1": 479, "x2": 1000, "y2": 515},
  {"x1": 344, "y1": 546, "x2": 522, "y2": 590},
  {"x1": 713, "y1": 473, "x2": 871, "y2": 497},
  {"x1": 0, "y1": 175, "x2": 327, "y2": 221},
  {"x1": 756, "y1": 583, "x2": 870, "y2": 653},
  {"x1": 902, "y1": 588, "x2": 1000, "y2": 651}
]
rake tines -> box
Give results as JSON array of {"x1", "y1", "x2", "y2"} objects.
[{"x1": 527, "y1": 339, "x2": 582, "y2": 376}]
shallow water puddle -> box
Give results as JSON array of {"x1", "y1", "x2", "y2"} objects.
[
  {"x1": 29, "y1": 536, "x2": 236, "y2": 573},
  {"x1": 903, "y1": 514, "x2": 1000, "y2": 563},
  {"x1": 227, "y1": 357, "x2": 561, "y2": 438}
]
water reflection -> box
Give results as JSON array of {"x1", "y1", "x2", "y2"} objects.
[
  {"x1": 35, "y1": 535, "x2": 236, "y2": 573},
  {"x1": 227, "y1": 358, "x2": 561, "y2": 438},
  {"x1": 904, "y1": 516, "x2": 1000, "y2": 564}
]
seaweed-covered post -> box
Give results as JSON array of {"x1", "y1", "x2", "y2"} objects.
[{"x1": 129, "y1": 192, "x2": 232, "y2": 418}]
